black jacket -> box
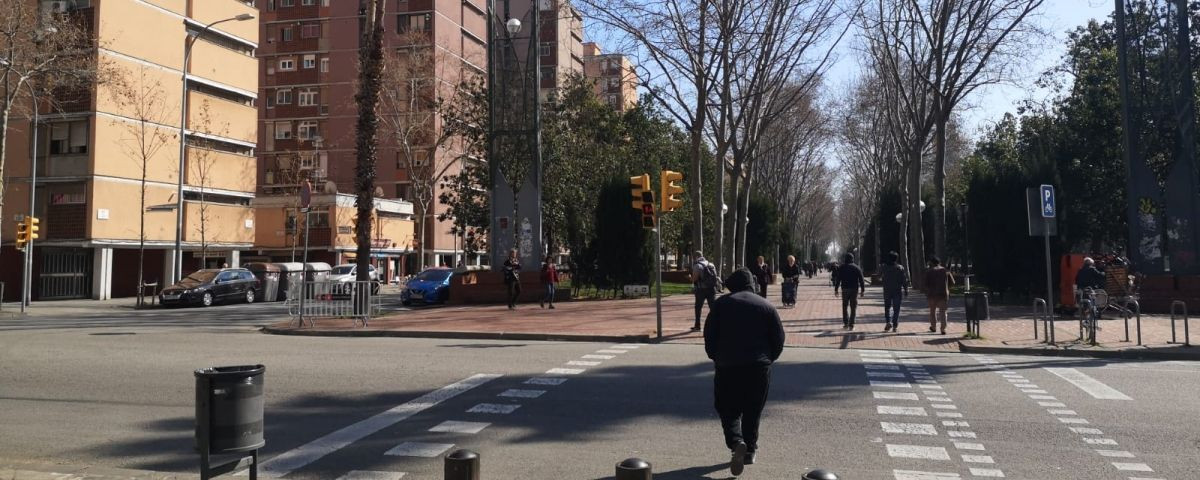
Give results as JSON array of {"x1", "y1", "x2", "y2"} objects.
[
  {"x1": 1076, "y1": 266, "x2": 1105, "y2": 290},
  {"x1": 704, "y1": 269, "x2": 785, "y2": 367},
  {"x1": 835, "y1": 263, "x2": 866, "y2": 291},
  {"x1": 781, "y1": 263, "x2": 801, "y2": 280}
]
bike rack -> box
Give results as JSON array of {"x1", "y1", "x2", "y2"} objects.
[
  {"x1": 1170, "y1": 300, "x2": 1190, "y2": 347},
  {"x1": 1124, "y1": 299, "x2": 1141, "y2": 345},
  {"x1": 1033, "y1": 298, "x2": 1054, "y2": 344}
]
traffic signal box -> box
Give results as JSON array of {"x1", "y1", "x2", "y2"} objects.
[
  {"x1": 630, "y1": 174, "x2": 656, "y2": 229},
  {"x1": 15, "y1": 216, "x2": 39, "y2": 251},
  {"x1": 661, "y1": 170, "x2": 684, "y2": 212}
]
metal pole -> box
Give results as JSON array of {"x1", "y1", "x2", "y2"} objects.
[
  {"x1": 1043, "y1": 218, "x2": 1053, "y2": 340},
  {"x1": 655, "y1": 218, "x2": 663, "y2": 341},
  {"x1": 22, "y1": 88, "x2": 39, "y2": 311},
  {"x1": 175, "y1": 30, "x2": 193, "y2": 286}
]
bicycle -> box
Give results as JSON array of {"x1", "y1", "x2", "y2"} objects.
[{"x1": 1078, "y1": 287, "x2": 1103, "y2": 344}]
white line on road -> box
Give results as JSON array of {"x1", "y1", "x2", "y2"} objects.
[
  {"x1": 429, "y1": 420, "x2": 490, "y2": 434},
  {"x1": 467, "y1": 403, "x2": 520, "y2": 414},
  {"x1": 336, "y1": 470, "x2": 406, "y2": 480},
  {"x1": 581, "y1": 354, "x2": 615, "y2": 360},
  {"x1": 525, "y1": 377, "x2": 567, "y2": 386},
  {"x1": 1095, "y1": 449, "x2": 1135, "y2": 458},
  {"x1": 252, "y1": 373, "x2": 500, "y2": 477},
  {"x1": 1045, "y1": 367, "x2": 1133, "y2": 400},
  {"x1": 953, "y1": 442, "x2": 985, "y2": 451},
  {"x1": 566, "y1": 360, "x2": 601, "y2": 366},
  {"x1": 874, "y1": 391, "x2": 920, "y2": 401},
  {"x1": 1069, "y1": 427, "x2": 1103, "y2": 435},
  {"x1": 870, "y1": 380, "x2": 912, "y2": 388},
  {"x1": 868, "y1": 371, "x2": 909, "y2": 378},
  {"x1": 886, "y1": 445, "x2": 951, "y2": 460},
  {"x1": 596, "y1": 349, "x2": 626, "y2": 354},
  {"x1": 878, "y1": 406, "x2": 929, "y2": 416},
  {"x1": 546, "y1": 368, "x2": 585, "y2": 375},
  {"x1": 880, "y1": 422, "x2": 938, "y2": 435},
  {"x1": 968, "y1": 467, "x2": 1005, "y2": 477},
  {"x1": 961, "y1": 454, "x2": 994, "y2": 464},
  {"x1": 384, "y1": 442, "x2": 455, "y2": 458},
  {"x1": 498, "y1": 389, "x2": 545, "y2": 398},
  {"x1": 1112, "y1": 462, "x2": 1153, "y2": 472},
  {"x1": 893, "y1": 470, "x2": 961, "y2": 480}
]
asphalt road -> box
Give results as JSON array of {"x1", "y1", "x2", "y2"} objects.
[{"x1": 0, "y1": 317, "x2": 1197, "y2": 479}]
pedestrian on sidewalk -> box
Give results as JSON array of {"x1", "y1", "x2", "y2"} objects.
[
  {"x1": 703, "y1": 268, "x2": 784, "y2": 476},
  {"x1": 835, "y1": 254, "x2": 866, "y2": 330},
  {"x1": 503, "y1": 249, "x2": 522, "y2": 310},
  {"x1": 830, "y1": 261, "x2": 841, "y2": 295},
  {"x1": 691, "y1": 251, "x2": 722, "y2": 331},
  {"x1": 780, "y1": 255, "x2": 800, "y2": 307},
  {"x1": 540, "y1": 255, "x2": 558, "y2": 309},
  {"x1": 924, "y1": 256, "x2": 955, "y2": 334},
  {"x1": 749, "y1": 256, "x2": 772, "y2": 299},
  {"x1": 879, "y1": 251, "x2": 909, "y2": 332}
]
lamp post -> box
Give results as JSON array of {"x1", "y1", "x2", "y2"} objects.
[{"x1": 173, "y1": 13, "x2": 254, "y2": 284}]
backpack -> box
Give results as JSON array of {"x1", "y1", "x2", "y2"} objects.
[{"x1": 697, "y1": 260, "x2": 722, "y2": 292}]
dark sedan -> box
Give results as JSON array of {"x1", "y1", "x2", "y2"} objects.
[{"x1": 160, "y1": 268, "x2": 260, "y2": 307}]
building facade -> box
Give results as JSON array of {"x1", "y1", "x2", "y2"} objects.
[
  {"x1": 537, "y1": 0, "x2": 584, "y2": 101},
  {"x1": 582, "y1": 42, "x2": 638, "y2": 112},
  {"x1": 1, "y1": 0, "x2": 260, "y2": 301}
]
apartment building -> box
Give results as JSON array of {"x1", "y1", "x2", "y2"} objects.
[
  {"x1": 537, "y1": 0, "x2": 584, "y2": 100},
  {"x1": 1, "y1": 0, "x2": 259, "y2": 301},
  {"x1": 254, "y1": 0, "x2": 484, "y2": 273},
  {"x1": 582, "y1": 42, "x2": 638, "y2": 112}
]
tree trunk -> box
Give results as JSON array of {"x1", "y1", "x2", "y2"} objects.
[
  {"x1": 735, "y1": 167, "x2": 752, "y2": 268},
  {"x1": 898, "y1": 164, "x2": 909, "y2": 276},
  {"x1": 689, "y1": 125, "x2": 704, "y2": 256},
  {"x1": 353, "y1": 0, "x2": 384, "y2": 283},
  {"x1": 908, "y1": 150, "x2": 925, "y2": 289},
  {"x1": 873, "y1": 216, "x2": 881, "y2": 275},
  {"x1": 417, "y1": 205, "x2": 427, "y2": 271},
  {"x1": 932, "y1": 112, "x2": 948, "y2": 260},
  {"x1": 726, "y1": 166, "x2": 740, "y2": 270},
  {"x1": 138, "y1": 172, "x2": 146, "y2": 307},
  {"x1": 713, "y1": 152, "x2": 726, "y2": 274}
]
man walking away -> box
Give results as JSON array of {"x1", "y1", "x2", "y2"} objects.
[
  {"x1": 704, "y1": 268, "x2": 785, "y2": 476},
  {"x1": 750, "y1": 256, "x2": 772, "y2": 299},
  {"x1": 924, "y1": 257, "x2": 955, "y2": 334},
  {"x1": 879, "y1": 251, "x2": 909, "y2": 332},
  {"x1": 503, "y1": 249, "x2": 522, "y2": 310},
  {"x1": 692, "y1": 251, "x2": 722, "y2": 332},
  {"x1": 835, "y1": 254, "x2": 866, "y2": 330},
  {"x1": 830, "y1": 261, "x2": 840, "y2": 295}
]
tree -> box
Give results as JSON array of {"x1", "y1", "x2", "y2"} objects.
[
  {"x1": 107, "y1": 65, "x2": 175, "y2": 307},
  {"x1": 191, "y1": 99, "x2": 230, "y2": 268},
  {"x1": 0, "y1": 0, "x2": 100, "y2": 272},
  {"x1": 352, "y1": 0, "x2": 385, "y2": 282}
]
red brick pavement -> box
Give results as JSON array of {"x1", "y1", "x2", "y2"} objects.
[{"x1": 264, "y1": 276, "x2": 1198, "y2": 357}]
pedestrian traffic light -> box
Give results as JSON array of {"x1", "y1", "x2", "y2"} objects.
[
  {"x1": 641, "y1": 202, "x2": 656, "y2": 229},
  {"x1": 630, "y1": 174, "x2": 650, "y2": 210},
  {"x1": 15, "y1": 216, "x2": 38, "y2": 251},
  {"x1": 661, "y1": 170, "x2": 684, "y2": 213}
]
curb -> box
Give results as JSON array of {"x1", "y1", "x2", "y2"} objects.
[
  {"x1": 957, "y1": 340, "x2": 1200, "y2": 361},
  {"x1": 260, "y1": 325, "x2": 653, "y2": 344}
]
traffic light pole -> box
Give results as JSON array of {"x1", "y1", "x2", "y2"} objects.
[
  {"x1": 23, "y1": 87, "x2": 41, "y2": 312},
  {"x1": 655, "y1": 215, "x2": 663, "y2": 341}
]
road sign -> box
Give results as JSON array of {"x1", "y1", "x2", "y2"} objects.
[{"x1": 1040, "y1": 184, "x2": 1055, "y2": 218}]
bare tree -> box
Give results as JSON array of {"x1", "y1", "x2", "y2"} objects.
[
  {"x1": 191, "y1": 99, "x2": 230, "y2": 268},
  {"x1": 838, "y1": 73, "x2": 903, "y2": 270},
  {"x1": 107, "y1": 64, "x2": 175, "y2": 306},
  {"x1": 353, "y1": 0, "x2": 385, "y2": 282}
]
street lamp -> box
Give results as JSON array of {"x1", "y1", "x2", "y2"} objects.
[
  {"x1": 505, "y1": 17, "x2": 522, "y2": 35},
  {"x1": 173, "y1": 13, "x2": 254, "y2": 284}
]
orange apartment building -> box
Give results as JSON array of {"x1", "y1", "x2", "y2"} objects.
[
  {"x1": 582, "y1": 42, "x2": 638, "y2": 112},
  {"x1": 537, "y1": 0, "x2": 584, "y2": 100},
  {"x1": 1, "y1": 0, "x2": 260, "y2": 301}
]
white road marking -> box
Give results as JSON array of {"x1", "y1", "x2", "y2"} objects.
[
  {"x1": 927, "y1": 397, "x2": 953, "y2": 403},
  {"x1": 1038, "y1": 401, "x2": 1066, "y2": 407},
  {"x1": 499, "y1": 389, "x2": 545, "y2": 398},
  {"x1": 918, "y1": 385, "x2": 943, "y2": 390},
  {"x1": 566, "y1": 360, "x2": 601, "y2": 366},
  {"x1": 868, "y1": 371, "x2": 909, "y2": 378},
  {"x1": 875, "y1": 391, "x2": 921, "y2": 400},
  {"x1": 893, "y1": 470, "x2": 961, "y2": 480},
  {"x1": 1047, "y1": 409, "x2": 1077, "y2": 416},
  {"x1": 1021, "y1": 389, "x2": 1048, "y2": 394},
  {"x1": 384, "y1": 442, "x2": 455, "y2": 458},
  {"x1": 866, "y1": 358, "x2": 900, "y2": 364},
  {"x1": 961, "y1": 454, "x2": 994, "y2": 464},
  {"x1": 615, "y1": 344, "x2": 641, "y2": 348},
  {"x1": 931, "y1": 404, "x2": 957, "y2": 410},
  {"x1": 915, "y1": 379, "x2": 938, "y2": 384},
  {"x1": 596, "y1": 349, "x2": 626, "y2": 354},
  {"x1": 525, "y1": 377, "x2": 567, "y2": 386},
  {"x1": 581, "y1": 354, "x2": 615, "y2": 360},
  {"x1": 1095, "y1": 449, "x2": 1135, "y2": 458},
  {"x1": 942, "y1": 421, "x2": 969, "y2": 427},
  {"x1": 336, "y1": 470, "x2": 406, "y2": 480},
  {"x1": 253, "y1": 373, "x2": 500, "y2": 477},
  {"x1": 886, "y1": 445, "x2": 951, "y2": 460},
  {"x1": 1045, "y1": 367, "x2": 1133, "y2": 400},
  {"x1": 1058, "y1": 418, "x2": 1090, "y2": 424},
  {"x1": 546, "y1": 368, "x2": 585, "y2": 375},
  {"x1": 871, "y1": 381, "x2": 912, "y2": 388},
  {"x1": 429, "y1": 420, "x2": 490, "y2": 434},
  {"x1": 1111, "y1": 463, "x2": 1153, "y2": 472},
  {"x1": 947, "y1": 431, "x2": 977, "y2": 439},
  {"x1": 881, "y1": 422, "x2": 938, "y2": 435},
  {"x1": 935, "y1": 412, "x2": 964, "y2": 418},
  {"x1": 899, "y1": 359, "x2": 922, "y2": 364},
  {"x1": 878, "y1": 406, "x2": 928, "y2": 416},
  {"x1": 968, "y1": 467, "x2": 1006, "y2": 477},
  {"x1": 467, "y1": 403, "x2": 521, "y2": 414},
  {"x1": 1069, "y1": 427, "x2": 1103, "y2": 435},
  {"x1": 1029, "y1": 395, "x2": 1057, "y2": 400},
  {"x1": 1084, "y1": 438, "x2": 1118, "y2": 445},
  {"x1": 953, "y1": 442, "x2": 985, "y2": 450},
  {"x1": 866, "y1": 364, "x2": 903, "y2": 370}
]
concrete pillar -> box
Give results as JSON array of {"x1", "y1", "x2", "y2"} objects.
[
  {"x1": 226, "y1": 250, "x2": 240, "y2": 268},
  {"x1": 91, "y1": 247, "x2": 113, "y2": 300},
  {"x1": 163, "y1": 249, "x2": 178, "y2": 287}
]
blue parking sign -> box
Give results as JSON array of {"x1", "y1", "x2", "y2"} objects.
[{"x1": 1040, "y1": 184, "x2": 1055, "y2": 218}]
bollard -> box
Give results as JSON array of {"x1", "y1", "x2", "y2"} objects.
[
  {"x1": 803, "y1": 469, "x2": 839, "y2": 480},
  {"x1": 444, "y1": 449, "x2": 480, "y2": 480},
  {"x1": 615, "y1": 457, "x2": 652, "y2": 480}
]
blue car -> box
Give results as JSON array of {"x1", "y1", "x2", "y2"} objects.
[{"x1": 401, "y1": 268, "x2": 454, "y2": 305}]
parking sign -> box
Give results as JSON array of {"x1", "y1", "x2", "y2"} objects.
[{"x1": 1040, "y1": 184, "x2": 1055, "y2": 218}]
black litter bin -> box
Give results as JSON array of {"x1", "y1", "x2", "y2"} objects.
[
  {"x1": 195, "y1": 365, "x2": 265, "y2": 454},
  {"x1": 965, "y1": 292, "x2": 990, "y2": 321}
]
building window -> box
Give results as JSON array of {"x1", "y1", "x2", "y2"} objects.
[
  {"x1": 280, "y1": 0, "x2": 294, "y2": 6},
  {"x1": 275, "y1": 122, "x2": 293, "y2": 139},
  {"x1": 279, "y1": 58, "x2": 295, "y2": 71},
  {"x1": 303, "y1": 54, "x2": 316, "y2": 69},
  {"x1": 275, "y1": 89, "x2": 293, "y2": 104},
  {"x1": 399, "y1": 13, "x2": 431, "y2": 33},
  {"x1": 540, "y1": 66, "x2": 554, "y2": 83},
  {"x1": 298, "y1": 88, "x2": 318, "y2": 106},
  {"x1": 301, "y1": 23, "x2": 321, "y2": 38},
  {"x1": 320, "y1": 57, "x2": 330, "y2": 72},
  {"x1": 539, "y1": 42, "x2": 552, "y2": 57},
  {"x1": 47, "y1": 120, "x2": 89, "y2": 155},
  {"x1": 298, "y1": 121, "x2": 319, "y2": 140},
  {"x1": 301, "y1": 0, "x2": 316, "y2": 5},
  {"x1": 281, "y1": 26, "x2": 293, "y2": 42}
]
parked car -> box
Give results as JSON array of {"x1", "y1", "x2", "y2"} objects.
[
  {"x1": 160, "y1": 268, "x2": 260, "y2": 307},
  {"x1": 401, "y1": 268, "x2": 454, "y2": 305},
  {"x1": 328, "y1": 263, "x2": 381, "y2": 296}
]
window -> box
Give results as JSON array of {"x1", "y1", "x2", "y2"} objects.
[
  {"x1": 298, "y1": 88, "x2": 318, "y2": 106},
  {"x1": 275, "y1": 122, "x2": 292, "y2": 139},
  {"x1": 539, "y1": 42, "x2": 552, "y2": 57},
  {"x1": 399, "y1": 13, "x2": 431, "y2": 32},
  {"x1": 303, "y1": 54, "x2": 316, "y2": 69},
  {"x1": 301, "y1": 0, "x2": 316, "y2": 5},
  {"x1": 279, "y1": 58, "x2": 295, "y2": 71},
  {"x1": 540, "y1": 66, "x2": 554, "y2": 83},
  {"x1": 275, "y1": 89, "x2": 293, "y2": 104},
  {"x1": 280, "y1": 0, "x2": 294, "y2": 6},
  {"x1": 298, "y1": 121, "x2": 319, "y2": 140},
  {"x1": 47, "y1": 121, "x2": 89, "y2": 155},
  {"x1": 301, "y1": 23, "x2": 321, "y2": 38},
  {"x1": 281, "y1": 26, "x2": 293, "y2": 42},
  {"x1": 320, "y1": 57, "x2": 330, "y2": 72}
]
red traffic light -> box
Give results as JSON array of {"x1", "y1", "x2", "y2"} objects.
[{"x1": 641, "y1": 204, "x2": 654, "y2": 215}]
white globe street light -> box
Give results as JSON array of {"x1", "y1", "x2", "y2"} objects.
[{"x1": 506, "y1": 18, "x2": 522, "y2": 35}]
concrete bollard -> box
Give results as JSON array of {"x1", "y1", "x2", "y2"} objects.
[
  {"x1": 444, "y1": 449, "x2": 480, "y2": 480},
  {"x1": 803, "y1": 469, "x2": 839, "y2": 480},
  {"x1": 615, "y1": 457, "x2": 652, "y2": 480}
]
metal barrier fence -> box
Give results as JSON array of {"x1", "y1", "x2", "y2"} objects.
[{"x1": 286, "y1": 280, "x2": 381, "y2": 327}]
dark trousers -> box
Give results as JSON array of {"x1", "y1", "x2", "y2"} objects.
[
  {"x1": 714, "y1": 364, "x2": 771, "y2": 452},
  {"x1": 757, "y1": 282, "x2": 768, "y2": 298},
  {"x1": 694, "y1": 289, "x2": 716, "y2": 327},
  {"x1": 841, "y1": 289, "x2": 859, "y2": 327},
  {"x1": 506, "y1": 281, "x2": 521, "y2": 308},
  {"x1": 884, "y1": 293, "x2": 902, "y2": 327}
]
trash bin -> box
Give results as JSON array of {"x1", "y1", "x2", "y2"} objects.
[
  {"x1": 195, "y1": 365, "x2": 265, "y2": 454},
  {"x1": 965, "y1": 291, "x2": 990, "y2": 321},
  {"x1": 244, "y1": 263, "x2": 281, "y2": 302}
]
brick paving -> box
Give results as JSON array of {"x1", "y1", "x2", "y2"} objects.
[{"x1": 265, "y1": 276, "x2": 1199, "y2": 358}]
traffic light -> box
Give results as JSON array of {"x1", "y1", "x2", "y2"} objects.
[
  {"x1": 630, "y1": 174, "x2": 650, "y2": 210},
  {"x1": 15, "y1": 216, "x2": 38, "y2": 251},
  {"x1": 661, "y1": 170, "x2": 684, "y2": 213},
  {"x1": 641, "y1": 202, "x2": 656, "y2": 229}
]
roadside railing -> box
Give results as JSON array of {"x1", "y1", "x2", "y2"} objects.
[
  {"x1": 286, "y1": 280, "x2": 380, "y2": 328},
  {"x1": 1171, "y1": 300, "x2": 1190, "y2": 346},
  {"x1": 1033, "y1": 298, "x2": 1054, "y2": 344}
]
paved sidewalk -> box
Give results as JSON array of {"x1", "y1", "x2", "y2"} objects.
[
  {"x1": 264, "y1": 276, "x2": 1200, "y2": 359},
  {"x1": 0, "y1": 461, "x2": 197, "y2": 480}
]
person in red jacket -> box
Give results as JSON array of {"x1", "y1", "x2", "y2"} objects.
[{"x1": 540, "y1": 255, "x2": 559, "y2": 309}]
